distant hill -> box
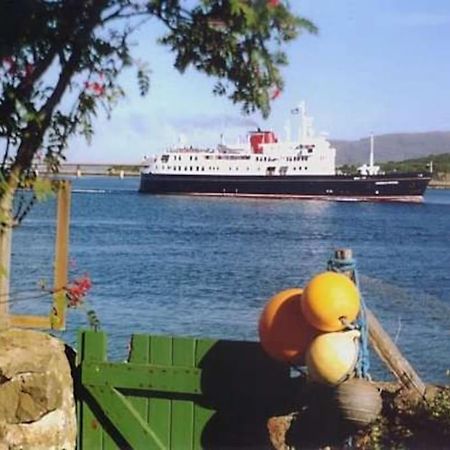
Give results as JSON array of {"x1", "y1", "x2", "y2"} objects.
[{"x1": 331, "y1": 131, "x2": 450, "y2": 165}]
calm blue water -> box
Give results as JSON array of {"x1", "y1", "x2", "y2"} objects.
[{"x1": 10, "y1": 177, "x2": 450, "y2": 383}]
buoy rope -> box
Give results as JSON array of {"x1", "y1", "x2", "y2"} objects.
[{"x1": 327, "y1": 255, "x2": 371, "y2": 379}]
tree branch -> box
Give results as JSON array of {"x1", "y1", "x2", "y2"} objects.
[{"x1": 12, "y1": 0, "x2": 109, "y2": 173}]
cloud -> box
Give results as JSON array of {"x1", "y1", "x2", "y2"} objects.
[
  {"x1": 389, "y1": 12, "x2": 450, "y2": 27},
  {"x1": 170, "y1": 114, "x2": 259, "y2": 132}
]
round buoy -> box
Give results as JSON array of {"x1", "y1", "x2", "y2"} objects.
[
  {"x1": 333, "y1": 378, "x2": 382, "y2": 428},
  {"x1": 306, "y1": 330, "x2": 360, "y2": 385},
  {"x1": 301, "y1": 271, "x2": 360, "y2": 332},
  {"x1": 259, "y1": 288, "x2": 318, "y2": 364}
]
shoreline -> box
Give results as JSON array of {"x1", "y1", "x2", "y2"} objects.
[
  {"x1": 429, "y1": 180, "x2": 450, "y2": 189},
  {"x1": 36, "y1": 170, "x2": 450, "y2": 190}
]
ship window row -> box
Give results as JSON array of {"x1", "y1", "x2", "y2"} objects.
[
  {"x1": 158, "y1": 166, "x2": 234, "y2": 171},
  {"x1": 286, "y1": 156, "x2": 309, "y2": 162},
  {"x1": 157, "y1": 165, "x2": 308, "y2": 172},
  {"x1": 165, "y1": 154, "x2": 254, "y2": 162},
  {"x1": 161, "y1": 166, "x2": 254, "y2": 172},
  {"x1": 168, "y1": 155, "x2": 201, "y2": 161},
  {"x1": 165, "y1": 155, "x2": 293, "y2": 163}
]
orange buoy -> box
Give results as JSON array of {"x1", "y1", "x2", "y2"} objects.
[
  {"x1": 301, "y1": 271, "x2": 360, "y2": 332},
  {"x1": 259, "y1": 288, "x2": 317, "y2": 364}
]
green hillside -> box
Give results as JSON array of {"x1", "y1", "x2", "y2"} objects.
[
  {"x1": 380, "y1": 153, "x2": 450, "y2": 173},
  {"x1": 338, "y1": 153, "x2": 450, "y2": 178}
]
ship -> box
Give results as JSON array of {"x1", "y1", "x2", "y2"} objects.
[{"x1": 139, "y1": 103, "x2": 431, "y2": 202}]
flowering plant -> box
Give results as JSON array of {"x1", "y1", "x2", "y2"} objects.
[
  {"x1": 64, "y1": 274, "x2": 92, "y2": 308},
  {"x1": 64, "y1": 274, "x2": 100, "y2": 330}
]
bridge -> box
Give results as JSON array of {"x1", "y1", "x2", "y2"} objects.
[{"x1": 34, "y1": 163, "x2": 144, "y2": 177}]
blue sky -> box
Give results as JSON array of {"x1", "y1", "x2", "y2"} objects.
[{"x1": 67, "y1": 0, "x2": 450, "y2": 163}]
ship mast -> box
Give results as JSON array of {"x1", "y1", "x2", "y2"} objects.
[
  {"x1": 298, "y1": 101, "x2": 314, "y2": 141},
  {"x1": 284, "y1": 119, "x2": 291, "y2": 142},
  {"x1": 369, "y1": 134, "x2": 374, "y2": 168},
  {"x1": 299, "y1": 101, "x2": 306, "y2": 141},
  {"x1": 357, "y1": 133, "x2": 380, "y2": 175}
]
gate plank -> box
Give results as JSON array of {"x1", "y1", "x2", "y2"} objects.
[
  {"x1": 149, "y1": 336, "x2": 173, "y2": 448},
  {"x1": 128, "y1": 334, "x2": 150, "y2": 423},
  {"x1": 171, "y1": 337, "x2": 196, "y2": 449},
  {"x1": 193, "y1": 339, "x2": 216, "y2": 449},
  {"x1": 78, "y1": 331, "x2": 107, "y2": 450}
]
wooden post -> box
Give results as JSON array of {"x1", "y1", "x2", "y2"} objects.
[
  {"x1": 50, "y1": 180, "x2": 71, "y2": 330},
  {"x1": 335, "y1": 248, "x2": 426, "y2": 396},
  {"x1": 0, "y1": 223, "x2": 12, "y2": 330}
]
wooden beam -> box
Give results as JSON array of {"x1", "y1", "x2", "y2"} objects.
[
  {"x1": 51, "y1": 180, "x2": 71, "y2": 330},
  {"x1": 82, "y1": 362, "x2": 202, "y2": 394},
  {"x1": 86, "y1": 385, "x2": 165, "y2": 450},
  {"x1": 335, "y1": 248, "x2": 426, "y2": 396},
  {"x1": 366, "y1": 308, "x2": 426, "y2": 395},
  {"x1": 10, "y1": 314, "x2": 51, "y2": 329}
]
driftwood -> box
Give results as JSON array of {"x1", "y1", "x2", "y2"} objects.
[{"x1": 334, "y1": 249, "x2": 426, "y2": 397}]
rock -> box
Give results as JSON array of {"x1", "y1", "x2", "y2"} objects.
[
  {"x1": 0, "y1": 329, "x2": 76, "y2": 450},
  {"x1": 267, "y1": 413, "x2": 296, "y2": 450}
]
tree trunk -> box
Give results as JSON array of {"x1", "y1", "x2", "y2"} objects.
[{"x1": 0, "y1": 181, "x2": 15, "y2": 330}]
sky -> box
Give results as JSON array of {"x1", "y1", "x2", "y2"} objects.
[{"x1": 66, "y1": 0, "x2": 450, "y2": 164}]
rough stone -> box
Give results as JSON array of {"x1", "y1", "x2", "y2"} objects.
[
  {"x1": 267, "y1": 414, "x2": 296, "y2": 450},
  {"x1": 0, "y1": 329, "x2": 76, "y2": 450}
]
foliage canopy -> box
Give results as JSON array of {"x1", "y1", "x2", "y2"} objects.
[{"x1": 0, "y1": 0, "x2": 316, "y2": 180}]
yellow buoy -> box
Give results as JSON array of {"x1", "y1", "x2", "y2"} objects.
[
  {"x1": 259, "y1": 288, "x2": 318, "y2": 364},
  {"x1": 301, "y1": 271, "x2": 360, "y2": 332},
  {"x1": 306, "y1": 330, "x2": 360, "y2": 385}
]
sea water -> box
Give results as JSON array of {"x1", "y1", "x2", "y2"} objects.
[{"x1": 10, "y1": 177, "x2": 450, "y2": 383}]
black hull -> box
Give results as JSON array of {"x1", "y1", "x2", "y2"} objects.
[{"x1": 139, "y1": 173, "x2": 431, "y2": 202}]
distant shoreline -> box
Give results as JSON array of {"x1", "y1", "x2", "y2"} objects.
[
  {"x1": 37, "y1": 168, "x2": 450, "y2": 190},
  {"x1": 429, "y1": 181, "x2": 450, "y2": 189}
]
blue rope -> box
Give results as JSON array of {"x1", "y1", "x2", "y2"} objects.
[{"x1": 327, "y1": 255, "x2": 371, "y2": 379}]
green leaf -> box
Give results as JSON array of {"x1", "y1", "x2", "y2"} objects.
[{"x1": 33, "y1": 178, "x2": 54, "y2": 202}]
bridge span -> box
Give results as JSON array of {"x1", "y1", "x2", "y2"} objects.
[{"x1": 35, "y1": 163, "x2": 143, "y2": 177}]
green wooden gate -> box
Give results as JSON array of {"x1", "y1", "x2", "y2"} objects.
[{"x1": 77, "y1": 330, "x2": 296, "y2": 449}]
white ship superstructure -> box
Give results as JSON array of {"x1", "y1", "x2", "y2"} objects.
[
  {"x1": 139, "y1": 102, "x2": 431, "y2": 202},
  {"x1": 143, "y1": 103, "x2": 336, "y2": 177}
]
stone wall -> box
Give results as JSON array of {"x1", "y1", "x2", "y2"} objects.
[{"x1": 0, "y1": 329, "x2": 76, "y2": 450}]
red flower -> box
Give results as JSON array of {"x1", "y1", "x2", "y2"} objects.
[
  {"x1": 65, "y1": 275, "x2": 92, "y2": 308},
  {"x1": 267, "y1": 0, "x2": 280, "y2": 7},
  {"x1": 84, "y1": 74, "x2": 106, "y2": 96},
  {"x1": 270, "y1": 86, "x2": 282, "y2": 100},
  {"x1": 92, "y1": 81, "x2": 105, "y2": 95}
]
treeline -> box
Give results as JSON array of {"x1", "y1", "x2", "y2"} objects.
[
  {"x1": 380, "y1": 153, "x2": 450, "y2": 174},
  {"x1": 338, "y1": 153, "x2": 450, "y2": 177}
]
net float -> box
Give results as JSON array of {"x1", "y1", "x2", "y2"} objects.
[
  {"x1": 259, "y1": 288, "x2": 318, "y2": 364},
  {"x1": 306, "y1": 329, "x2": 360, "y2": 385},
  {"x1": 301, "y1": 271, "x2": 360, "y2": 332}
]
